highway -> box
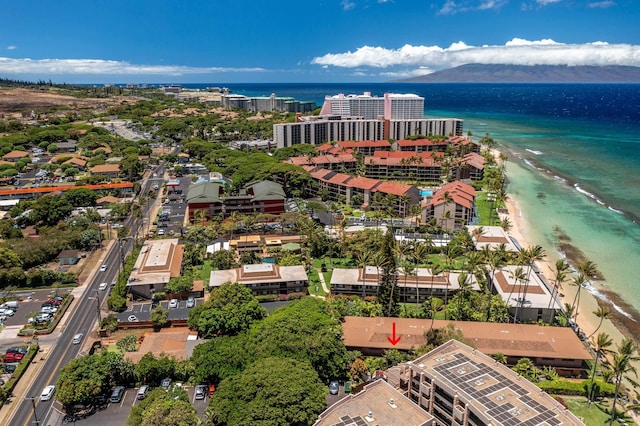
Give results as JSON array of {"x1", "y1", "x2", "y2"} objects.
[{"x1": 10, "y1": 164, "x2": 164, "y2": 426}]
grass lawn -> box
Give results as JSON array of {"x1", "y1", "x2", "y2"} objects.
[
  {"x1": 307, "y1": 269, "x2": 326, "y2": 297},
  {"x1": 563, "y1": 397, "x2": 631, "y2": 426}
]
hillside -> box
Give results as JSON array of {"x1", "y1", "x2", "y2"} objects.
[{"x1": 398, "y1": 64, "x2": 640, "y2": 83}]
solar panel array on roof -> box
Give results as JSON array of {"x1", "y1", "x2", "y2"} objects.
[{"x1": 432, "y1": 352, "x2": 564, "y2": 425}]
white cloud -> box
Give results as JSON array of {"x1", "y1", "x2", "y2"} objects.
[
  {"x1": 312, "y1": 39, "x2": 640, "y2": 70},
  {"x1": 587, "y1": 1, "x2": 615, "y2": 8},
  {"x1": 7, "y1": 46, "x2": 16, "y2": 50},
  {"x1": 341, "y1": 0, "x2": 356, "y2": 10},
  {"x1": 438, "y1": 0, "x2": 508, "y2": 15},
  {"x1": 536, "y1": 0, "x2": 562, "y2": 4},
  {"x1": 0, "y1": 57, "x2": 264, "y2": 76}
]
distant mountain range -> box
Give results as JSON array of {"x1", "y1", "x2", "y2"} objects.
[{"x1": 397, "y1": 64, "x2": 640, "y2": 83}]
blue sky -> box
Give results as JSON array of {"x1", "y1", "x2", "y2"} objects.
[{"x1": 1, "y1": 0, "x2": 639, "y2": 83}]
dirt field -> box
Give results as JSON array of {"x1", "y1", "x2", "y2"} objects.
[{"x1": 0, "y1": 87, "x2": 125, "y2": 115}]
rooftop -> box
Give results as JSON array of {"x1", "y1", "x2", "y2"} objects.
[
  {"x1": 314, "y1": 379, "x2": 433, "y2": 426},
  {"x1": 341, "y1": 316, "x2": 591, "y2": 361}
]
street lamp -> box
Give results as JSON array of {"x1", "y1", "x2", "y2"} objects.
[
  {"x1": 24, "y1": 396, "x2": 40, "y2": 425},
  {"x1": 89, "y1": 291, "x2": 102, "y2": 330}
]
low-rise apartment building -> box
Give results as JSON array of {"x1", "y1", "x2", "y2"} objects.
[
  {"x1": 422, "y1": 181, "x2": 476, "y2": 231},
  {"x1": 330, "y1": 266, "x2": 480, "y2": 303},
  {"x1": 127, "y1": 238, "x2": 185, "y2": 299},
  {"x1": 186, "y1": 180, "x2": 286, "y2": 223},
  {"x1": 341, "y1": 317, "x2": 591, "y2": 376},
  {"x1": 209, "y1": 263, "x2": 308, "y2": 297}
]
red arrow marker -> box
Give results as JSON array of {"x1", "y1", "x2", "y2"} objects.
[{"x1": 387, "y1": 322, "x2": 401, "y2": 346}]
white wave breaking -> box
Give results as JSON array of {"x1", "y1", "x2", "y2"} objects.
[{"x1": 526, "y1": 149, "x2": 543, "y2": 155}]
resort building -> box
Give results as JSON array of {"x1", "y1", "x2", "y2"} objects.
[
  {"x1": 320, "y1": 92, "x2": 424, "y2": 120},
  {"x1": 228, "y1": 234, "x2": 305, "y2": 256},
  {"x1": 219, "y1": 92, "x2": 316, "y2": 113},
  {"x1": 127, "y1": 238, "x2": 185, "y2": 299},
  {"x1": 209, "y1": 263, "x2": 308, "y2": 297},
  {"x1": 305, "y1": 167, "x2": 421, "y2": 216},
  {"x1": 398, "y1": 340, "x2": 586, "y2": 425},
  {"x1": 330, "y1": 266, "x2": 480, "y2": 303},
  {"x1": 467, "y1": 225, "x2": 520, "y2": 253},
  {"x1": 273, "y1": 116, "x2": 463, "y2": 148},
  {"x1": 488, "y1": 265, "x2": 561, "y2": 324},
  {"x1": 186, "y1": 180, "x2": 286, "y2": 223},
  {"x1": 314, "y1": 379, "x2": 434, "y2": 426},
  {"x1": 341, "y1": 317, "x2": 591, "y2": 376},
  {"x1": 422, "y1": 181, "x2": 477, "y2": 231}
]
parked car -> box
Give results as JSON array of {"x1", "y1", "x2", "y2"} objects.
[
  {"x1": 110, "y1": 386, "x2": 125, "y2": 403},
  {"x1": 137, "y1": 385, "x2": 149, "y2": 400},
  {"x1": 0, "y1": 309, "x2": 14, "y2": 317},
  {"x1": 195, "y1": 385, "x2": 207, "y2": 400},
  {"x1": 40, "y1": 385, "x2": 56, "y2": 401},
  {"x1": 168, "y1": 299, "x2": 178, "y2": 309},
  {"x1": 127, "y1": 315, "x2": 139, "y2": 322},
  {"x1": 3, "y1": 352, "x2": 24, "y2": 363},
  {"x1": 208, "y1": 384, "x2": 216, "y2": 396},
  {"x1": 4, "y1": 364, "x2": 17, "y2": 374},
  {"x1": 329, "y1": 381, "x2": 339, "y2": 395},
  {"x1": 186, "y1": 297, "x2": 195, "y2": 308},
  {"x1": 160, "y1": 378, "x2": 171, "y2": 391}
]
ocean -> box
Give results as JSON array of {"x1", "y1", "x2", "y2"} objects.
[{"x1": 188, "y1": 82, "x2": 640, "y2": 324}]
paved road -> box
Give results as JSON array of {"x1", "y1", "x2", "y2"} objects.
[{"x1": 11, "y1": 164, "x2": 165, "y2": 426}]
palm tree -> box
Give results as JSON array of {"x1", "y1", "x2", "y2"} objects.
[
  {"x1": 570, "y1": 274, "x2": 587, "y2": 322},
  {"x1": 412, "y1": 241, "x2": 430, "y2": 310},
  {"x1": 484, "y1": 247, "x2": 506, "y2": 321},
  {"x1": 609, "y1": 338, "x2": 640, "y2": 425},
  {"x1": 548, "y1": 259, "x2": 570, "y2": 313},
  {"x1": 587, "y1": 332, "x2": 613, "y2": 407},
  {"x1": 587, "y1": 306, "x2": 612, "y2": 339},
  {"x1": 516, "y1": 246, "x2": 545, "y2": 322},
  {"x1": 355, "y1": 249, "x2": 372, "y2": 299},
  {"x1": 507, "y1": 266, "x2": 527, "y2": 323}
]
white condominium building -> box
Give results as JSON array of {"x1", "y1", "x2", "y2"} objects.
[{"x1": 320, "y1": 92, "x2": 424, "y2": 120}]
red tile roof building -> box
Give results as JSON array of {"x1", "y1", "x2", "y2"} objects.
[
  {"x1": 422, "y1": 180, "x2": 477, "y2": 230},
  {"x1": 308, "y1": 166, "x2": 421, "y2": 216}
]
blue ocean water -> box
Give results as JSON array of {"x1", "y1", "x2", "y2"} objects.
[{"x1": 189, "y1": 82, "x2": 640, "y2": 321}]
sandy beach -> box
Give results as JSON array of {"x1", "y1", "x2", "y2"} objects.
[{"x1": 497, "y1": 148, "x2": 640, "y2": 366}]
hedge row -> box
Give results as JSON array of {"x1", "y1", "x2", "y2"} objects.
[
  {"x1": 538, "y1": 379, "x2": 616, "y2": 397},
  {"x1": 0, "y1": 344, "x2": 40, "y2": 405}
]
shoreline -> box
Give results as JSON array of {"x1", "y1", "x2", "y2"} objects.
[{"x1": 497, "y1": 149, "x2": 637, "y2": 351}]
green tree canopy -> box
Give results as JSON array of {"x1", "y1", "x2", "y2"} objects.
[
  {"x1": 187, "y1": 282, "x2": 266, "y2": 338},
  {"x1": 209, "y1": 357, "x2": 326, "y2": 426}
]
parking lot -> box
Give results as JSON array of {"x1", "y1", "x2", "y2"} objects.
[
  {"x1": 0, "y1": 288, "x2": 72, "y2": 328},
  {"x1": 54, "y1": 384, "x2": 210, "y2": 425},
  {"x1": 115, "y1": 298, "x2": 202, "y2": 322}
]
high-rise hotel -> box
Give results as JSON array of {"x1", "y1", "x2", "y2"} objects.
[{"x1": 274, "y1": 91, "x2": 463, "y2": 148}]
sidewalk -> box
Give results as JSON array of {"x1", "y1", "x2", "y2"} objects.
[{"x1": 0, "y1": 242, "x2": 113, "y2": 425}]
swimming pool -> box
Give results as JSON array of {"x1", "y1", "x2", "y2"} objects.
[{"x1": 420, "y1": 190, "x2": 433, "y2": 197}]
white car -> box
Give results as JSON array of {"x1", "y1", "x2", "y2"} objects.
[
  {"x1": 0, "y1": 309, "x2": 14, "y2": 317},
  {"x1": 41, "y1": 385, "x2": 56, "y2": 401},
  {"x1": 98, "y1": 282, "x2": 108, "y2": 291},
  {"x1": 128, "y1": 315, "x2": 139, "y2": 322},
  {"x1": 168, "y1": 299, "x2": 178, "y2": 309},
  {"x1": 99, "y1": 264, "x2": 108, "y2": 272},
  {"x1": 73, "y1": 333, "x2": 83, "y2": 344}
]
